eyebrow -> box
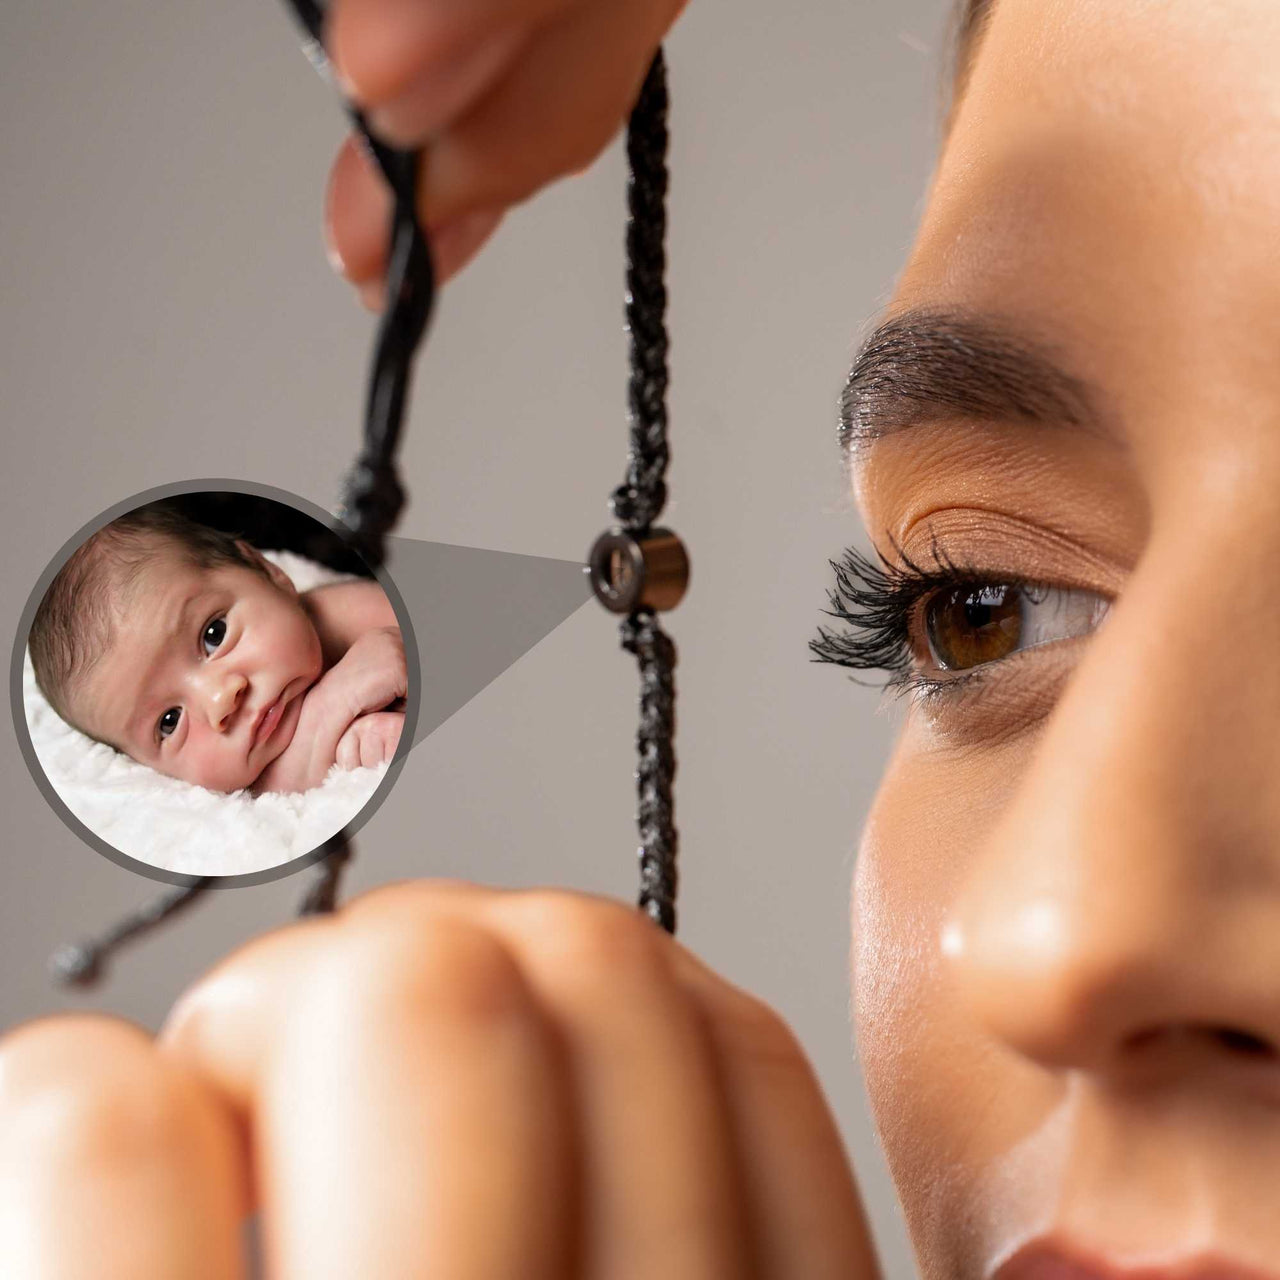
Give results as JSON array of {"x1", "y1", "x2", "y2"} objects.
[{"x1": 839, "y1": 307, "x2": 1120, "y2": 457}]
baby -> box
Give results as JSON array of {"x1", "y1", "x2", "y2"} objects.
[{"x1": 28, "y1": 503, "x2": 406, "y2": 795}]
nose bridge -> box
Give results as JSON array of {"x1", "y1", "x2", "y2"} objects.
[{"x1": 943, "y1": 502, "x2": 1280, "y2": 1076}]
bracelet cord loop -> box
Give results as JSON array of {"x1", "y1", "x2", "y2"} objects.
[{"x1": 50, "y1": 12, "x2": 678, "y2": 982}]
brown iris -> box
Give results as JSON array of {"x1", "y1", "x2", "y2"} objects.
[{"x1": 925, "y1": 584, "x2": 1024, "y2": 671}]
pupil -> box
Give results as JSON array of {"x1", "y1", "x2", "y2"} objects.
[
  {"x1": 964, "y1": 596, "x2": 995, "y2": 627},
  {"x1": 204, "y1": 618, "x2": 225, "y2": 648}
]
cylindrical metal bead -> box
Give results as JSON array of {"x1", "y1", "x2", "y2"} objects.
[{"x1": 587, "y1": 527, "x2": 689, "y2": 614}]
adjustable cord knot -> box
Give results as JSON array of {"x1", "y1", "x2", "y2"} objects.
[{"x1": 337, "y1": 455, "x2": 406, "y2": 570}]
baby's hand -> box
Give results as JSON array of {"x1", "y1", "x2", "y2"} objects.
[
  {"x1": 335, "y1": 711, "x2": 404, "y2": 771},
  {"x1": 254, "y1": 628, "x2": 406, "y2": 795},
  {"x1": 322, "y1": 626, "x2": 407, "y2": 724}
]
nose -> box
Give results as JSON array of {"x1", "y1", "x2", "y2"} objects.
[
  {"x1": 942, "y1": 512, "x2": 1280, "y2": 1100},
  {"x1": 192, "y1": 667, "x2": 248, "y2": 732}
]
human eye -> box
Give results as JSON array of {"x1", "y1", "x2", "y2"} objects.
[
  {"x1": 809, "y1": 533, "x2": 1112, "y2": 708},
  {"x1": 157, "y1": 706, "x2": 182, "y2": 743},
  {"x1": 201, "y1": 615, "x2": 227, "y2": 656}
]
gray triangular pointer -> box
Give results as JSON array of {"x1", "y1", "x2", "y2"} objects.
[{"x1": 383, "y1": 537, "x2": 594, "y2": 747}]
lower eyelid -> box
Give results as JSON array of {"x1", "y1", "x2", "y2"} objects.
[{"x1": 912, "y1": 636, "x2": 1085, "y2": 735}]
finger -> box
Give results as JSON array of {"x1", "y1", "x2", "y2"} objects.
[
  {"x1": 335, "y1": 727, "x2": 359, "y2": 769},
  {"x1": 161, "y1": 887, "x2": 576, "y2": 1279},
  {"x1": 377, "y1": 718, "x2": 403, "y2": 764},
  {"x1": 0, "y1": 1014, "x2": 248, "y2": 1279},
  {"x1": 325, "y1": 132, "x2": 505, "y2": 293},
  {"x1": 324, "y1": 0, "x2": 682, "y2": 287},
  {"x1": 364, "y1": 26, "x2": 530, "y2": 150},
  {"x1": 358, "y1": 205, "x2": 506, "y2": 309},
  {"x1": 326, "y1": 0, "x2": 575, "y2": 110},
  {"x1": 668, "y1": 946, "x2": 885, "y2": 1280},
  {"x1": 418, "y1": 0, "x2": 684, "y2": 226},
  {"x1": 458, "y1": 888, "x2": 756, "y2": 1277},
  {"x1": 159, "y1": 914, "x2": 340, "y2": 1111}
]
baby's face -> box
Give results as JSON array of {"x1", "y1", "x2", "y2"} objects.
[{"x1": 74, "y1": 548, "x2": 323, "y2": 792}]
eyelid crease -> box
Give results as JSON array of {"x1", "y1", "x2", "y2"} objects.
[{"x1": 895, "y1": 507, "x2": 1131, "y2": 599}]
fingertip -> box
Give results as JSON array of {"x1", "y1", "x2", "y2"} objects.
[
  {"x1": 358, "y1": 278, "x2": 386, "y2": 313},
  {"x1": 324, "y1": 132, "x2": 391, "y2": 284},
  {"x1": 349, "y1": 206, "x2": 502, "y2": 309},
  {"x1": 431, "y1": 207, "x2": 505, "y2": 284},
  {"x1": 327, "y1": 0, "x2": 457, "y2": 108}
]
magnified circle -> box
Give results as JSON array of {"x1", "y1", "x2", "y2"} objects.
[{"x1": 11, "y1": 479, "x2": 419, "y2": 886}]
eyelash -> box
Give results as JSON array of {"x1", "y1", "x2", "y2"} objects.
[{"x1": 808, "y1": 534, "x2": 1058, "y2": 706}]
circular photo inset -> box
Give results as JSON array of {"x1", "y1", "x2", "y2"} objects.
[{"x1": 17, "y1": 486, "x2": 414, "y2": 880}]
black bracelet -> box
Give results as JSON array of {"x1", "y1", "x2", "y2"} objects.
[{"x1": 51, "y1": 8, "x2": 680, "y2": 986}]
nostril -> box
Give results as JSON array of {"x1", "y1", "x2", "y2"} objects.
[{"x1": 1126, "y1": 1023, "x2": 1277, "y2": 1059}]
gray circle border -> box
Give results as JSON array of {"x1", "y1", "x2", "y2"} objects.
[{"x1": 10, "y1": 478, "x2": 421, "y2": 889}]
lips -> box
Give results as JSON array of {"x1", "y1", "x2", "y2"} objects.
[
  {"x1": 993, "y1": 1239, "x2": 1279, "y2": 1280},
  {"x1": 249, "y1": 691, "x2": 287, "y2": 752}
]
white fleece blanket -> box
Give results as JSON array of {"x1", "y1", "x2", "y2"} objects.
[{"x1": 22, "y1": 551, "x2": 388, "y2": 877}]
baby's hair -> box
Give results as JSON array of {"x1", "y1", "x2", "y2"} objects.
[{"x1": 28, "y1": 501, "x2": 266, "y2": 729}]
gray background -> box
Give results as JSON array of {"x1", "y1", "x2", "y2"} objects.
[{"x1": 1, "y1": 0, "x2": 954, "y2": 1271}]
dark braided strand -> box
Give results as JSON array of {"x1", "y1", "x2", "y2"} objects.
[
  {"x1": 283, "y1": 0, "x2": 434, "y2": 574},
  {"x1": 612, "y1": 48, "x2": 671, "y2": 536},
  {"x1": 621, "y1": 612, "x2": 678, "y2": 933},
  {"x1": 297, "y1": 830, "x2": 355, "y2": 914},
  {"x1": 49, "y1": 879, "x2": 212, "y2": 987},
  {"x1": 279, "y1": 0, "x2": 435, "y2": 911},
  {"x1": 617, "y1": 51, "x2": 680, "y2": 936}
]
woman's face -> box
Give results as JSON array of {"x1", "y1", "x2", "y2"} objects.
[{"x1": 848, "y1": 1, "x2": 1280, "y2": 1276}]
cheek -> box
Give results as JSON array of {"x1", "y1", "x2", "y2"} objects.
[
  {"x1": 261, "y1": 607, "x2": 322, "y2": 675},
  {"x1": 305, "y1": 621, "x2": 323, "y2": 674},
  {"x1": 853, "y1": 735, "x2": 963, "y2": 1083},
  {"x1": 177, "y1": 734, "x2": 252, "y2": 792},
  {"x1": 290, "y1": 610, "x2": 323, "y2": 675},
  {"x1": 852, "y1": 737, "x2": 1006, "y2": 1238},
  {"x1": 852, "y1": 729, "x2": 1059, "y2": 1271}
]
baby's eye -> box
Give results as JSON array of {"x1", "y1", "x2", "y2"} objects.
[
  {"x1": 158, "y1": 707, "x2": 181, "y2": 739},
  {"x1": 202, "y1": 617, "x2": 227, "y2": 656}
]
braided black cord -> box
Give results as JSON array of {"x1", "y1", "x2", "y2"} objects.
[
  {"x1": 277, "y1": 0, "x2": 435, "y2": 913},
  {"x1": 622, "y1": 612, "x2": 678, "y2": 933},
  {"x1": 612, "y1": 49, "x2": 671, "y2": 537},
  {"x1": 297, "y1": 830, "x2": 355, "y2": 914},
  {"x1": 49, "y1": 3, "x2": 428, "y2": 985},
  {"x1": 49, "y1": 879, "x2": 212, "y2": 988},
  {"x1": 282, "y1": 0, "x2": 434, "y2": 572},
  {"x1": 617, "y1": 52, "x2": 679, "y2": 936}
]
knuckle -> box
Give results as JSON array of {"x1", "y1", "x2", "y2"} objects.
[
  {"x1": 323, "y1": 907, "x2": 527, "y2": 1030},
  {"x1": 0, "y1": 1017, "x2": 197, "y2": 1170},
  {"x1": 517, "y1": 891, "x2": 667, "y2": 986},
  {"x1": 714, "y1": 989, "x2": 811, "y2": 1079}
]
